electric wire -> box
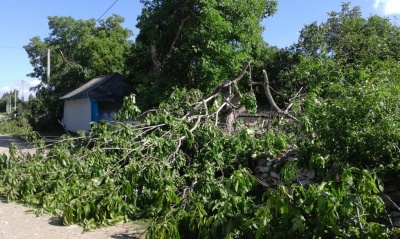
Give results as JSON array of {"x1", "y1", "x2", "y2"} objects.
[
  {"x1": 96, "y1": 0, "x2": 119, "y2": 22},
  {"x1": 0, "y1": 45, "x2": 23, "y2": 49}
]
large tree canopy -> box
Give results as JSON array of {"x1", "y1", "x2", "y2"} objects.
[
  {"x1": 129, "y1": 0, "x2": 277, "y2": 107},
  {"x1": 297, "y1": 2, "x2": 400, "y2": 64},
  {"x1": 289, "y1": 3, "x2": 400, "y2": 167},
  {"x1": 24, "y1": 15, "x2": 133, "y2": 121},
  {"x1": 257, "y1": 3, "x2": 400, "y2": 109}
]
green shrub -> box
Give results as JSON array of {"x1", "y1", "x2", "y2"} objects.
[
  {"x1": 301, "y1": 60, "x2": 400, "y2": 166},
  {"x1": 0, "y1": 117, "x2": 32, "y2": 136}
]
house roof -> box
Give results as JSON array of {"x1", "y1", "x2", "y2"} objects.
[{"x1": 60, "y1": 73, "x2": 133, "y2": 102}]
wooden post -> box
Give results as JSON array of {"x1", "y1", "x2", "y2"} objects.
[
  {"x1": 22, "y1": 81, "x2": 24, "y2": 115},
  {"x1": 47, "y1": 49, "x2": 50, "y2": 84}
]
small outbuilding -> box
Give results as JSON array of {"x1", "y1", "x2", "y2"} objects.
[{"x1": 60, "y1": 73, "x2": 133, "y2": 133}]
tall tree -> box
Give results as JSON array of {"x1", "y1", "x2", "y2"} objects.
[
  {"x1": 297, "y1": 2, "x2": 400, "y2": 64},
  {"x1": 24, "y1": 15, "x2": 133, "y2": 121},
  {"x1": 261, "y1": 2, "x2": 400, "y2": 108},
  {"x1": 291, "y1": 3, "x2": 400, "y2": 166},
  {"x1": 0, "y1": 90, "x2": 20, "y2": 113},
  {"x1": 129, "y1": 0, "x2": 277, "y2": 108}
]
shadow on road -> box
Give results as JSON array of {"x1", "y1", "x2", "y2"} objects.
[
  {"x1": 0, "y1": 135, "x2": 24, "y2": 148},
  {"x1": 0, "y1": 135, "x2": 34, "y2": 156}
]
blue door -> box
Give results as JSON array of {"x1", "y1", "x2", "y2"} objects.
[{"x1": 91, "y1": 99, "x2": 99, "y2": 123}]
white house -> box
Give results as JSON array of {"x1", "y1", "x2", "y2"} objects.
[{"x1": 60, "y1": 73, "x2": 133, "y2": 133}]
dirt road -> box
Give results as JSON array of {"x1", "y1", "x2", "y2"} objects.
[
  {"x1": 0, "y1": 198, "x2": 145, "y2": 239},
  {"x1": 0, "y1": 135, "x2": 36, "y2": 157},
  {"x1": 0, "y1": 135, "x2": 145, "y2": 239}
]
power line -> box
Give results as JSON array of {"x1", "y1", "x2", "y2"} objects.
[
  {"x1": 0, "y1": 45, "x2": 23, "y2": 49},
  {"x1": 97, "y1": 0, "x2": 119, "y2": 22}
]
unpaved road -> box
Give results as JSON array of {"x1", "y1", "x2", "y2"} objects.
[
  {"x1": 0, "y1": 135, "x2": 34, "y2": 156},
  {"x1": 0, "y1": 135, "x2": 146, "y2": 239},
  {"x1": 0, "y1": 199, "x2": 145, "y2": 239}
]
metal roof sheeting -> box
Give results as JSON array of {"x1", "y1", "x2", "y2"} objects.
[{"x1": 60, "y1": 73, "x2": 133, "y2": 102}]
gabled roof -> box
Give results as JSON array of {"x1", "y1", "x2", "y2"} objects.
[{"x1": 60, "y1": 73, "x2": 133, "y2": 102}]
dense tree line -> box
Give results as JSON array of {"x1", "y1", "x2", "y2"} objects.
[
  {"x1": 23, "y1": 14, "x2": 133, "y2": 128},
  {"x1": 0, "y1": 90, "x2": 24, "y2": 114}
]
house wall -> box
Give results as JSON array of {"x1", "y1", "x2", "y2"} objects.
[{"x1": 62, "y1": 98, "x2": 91, "y2": 132}]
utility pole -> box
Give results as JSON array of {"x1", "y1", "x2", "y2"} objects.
[
  {"x1": 6, "y1": 96, "x2": 10, "y2": 114},
  {"x1": 22, "y1": 81, "x2": 24, "y2": 102},
  {"x1": 8, "y1": 95, "x2": 11, "y2": 114},
  {"x1": 47, "y1": 48, "x2": 51, "y2": 84},
  {"x1": 14, "y1": 90, "x2": 17, "y2": 111},
  {"x1": 22, "y1": 81, "x2": 25, "y2": 115}
]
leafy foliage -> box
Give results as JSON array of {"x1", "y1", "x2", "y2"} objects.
[
  {"x1": 1, "y1": 88, "x2": 397, "y2": 238},
  {"x1": 0, "y1": 117, "x2": 32, "y2": 136},
  {"x1": 297, "y1": 2, "x2": 400, "y2": 63},
  {"x1": 254, "y1": 166, "x2": 387, "y2": 238},
  {"x1": 24, "y1": 15, "x2": 133, "y2": 123},
  {"x1": 0, "y1": 90, "x2": 23, "y2": 113},
  {"x1": 129, "y1": 0, "x2": 277, "y2": 108},
  {"x1": 301, "y1": 60, "x2": 400, "y2": 166},
  {"x1": 3, "y1": 2, "x2": 400, "y2": 239}
]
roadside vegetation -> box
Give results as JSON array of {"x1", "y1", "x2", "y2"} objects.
[
  {"x1": 1, "y1": 1, "x2": 400, "y2": 238},
  {"x1": 0, "y1": 115, "x2": 32, "y2": 137}
]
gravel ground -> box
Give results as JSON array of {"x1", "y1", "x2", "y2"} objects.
[{"x1": 0, "y1": 135, "x2": 146, "y2": 239}]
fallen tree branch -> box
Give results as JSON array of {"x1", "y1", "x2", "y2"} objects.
[
  {"x1": 258, "y1": 70, "x2": 299, "y2": 122},
  {"x1": 232, "y1": 62, "x2": 251, "y2": 84},
  {"x1": 356, "y1": 205, "x2": 365, "y2": 239},
  {"x1": 285, "y1": 87, "x2": 303, "y2": 113},
  {"x1": 205, "y1": 62, "x2": 250, "y2": 102}
]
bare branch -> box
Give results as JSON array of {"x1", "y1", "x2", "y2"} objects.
[
  {"x1": 356, "y1": 206, "x2": 365, "y2": 239},
  {"x1": 150, "y1": 16, "x2": 190, "y2": 86},
  {"x1": 189, "y1": 115, "x2": 203, "y2": 133},
  {"x1": 261, "y1": 70, "x2": 299, "y2": 122},
  {"x1": 285, "y1": 87, "x2": 303, "y2": 113},
  {"x1": 251, "y1": 82, "x2": 263, "y2": 87},
  {"x1": 206, "y1": 62, "x2": 250, "y2": 99},
  {"x1": 163, "y1": 16, "x2": 190, "y2": 66},
  {"x1": 150, "y1": 45, "x2": 161, "y2": 70},
  {"x1": 232, "y1": 62, "x2": 251, "y2": 84},
  {"x1": 214, "y1": 102, "x2": 228, "y2": 126}
]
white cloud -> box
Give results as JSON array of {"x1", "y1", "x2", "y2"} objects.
[
  {"x1": 28, "y1": 79, "x2": 41, "y2": 88},
  {"x1": 0, "y1": 86, "x2": 12, "y2": 98},
  {"x1": 374, "y1": 0, "x2": 400, "y2": 15},
  {"x1": 0, "y1": 86, "x2": 11, "y2": 93},
  {"x1": 0, "y1": 79, "x2": 40, "y2": 100},
  {"x1": 374, "y1": 0, "x2": 382, "y2": 8},
  {"x1": 22, "y1": 79, "x2": 40, "y2": 99}
]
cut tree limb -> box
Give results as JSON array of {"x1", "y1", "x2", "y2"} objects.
[{"x1": 252, "y1": 70, "x2": 299, "y2": 122}]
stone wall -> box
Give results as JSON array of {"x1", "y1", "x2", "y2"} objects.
[{"x1": 253, "y1": 150, "x2": 315, "y2": 187}]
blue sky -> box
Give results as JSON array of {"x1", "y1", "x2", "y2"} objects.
[{"x1": 0, "y1": 0, "x2": 399, "y2": 99}]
